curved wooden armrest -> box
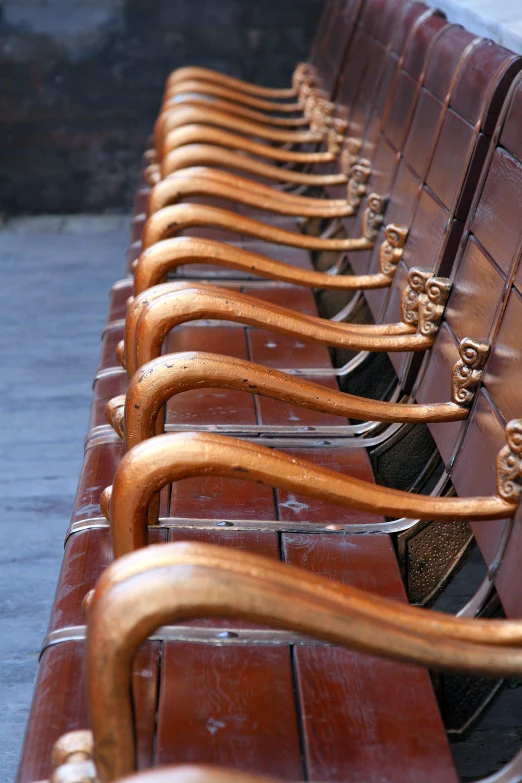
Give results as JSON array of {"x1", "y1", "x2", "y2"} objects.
[
  {"x1": 166, "y1": 65, "x2": 300, "y2": 98},
  {"x1": 160, "y1": 126, "x2": 337, "y2": 167},
  {"x1": 158, "y1": 96, "x2": 309, "y2": 129},
  {"x1": 125, "y1": 283, "x2": 423, "y2": 375},
  {"x1": 110, "y1": 351, "x2": 473, "y2": 447},
  {"x1": 158, "y1": 107, "x2": 323, "y2": 151},
  {"x1": 86, "y1": 539, "x2": 522, "y2": 781},
  {"x1": 116, "y1": 766, "x2": 283, "y2": 783},
  {"x1": 142, "y1": 201, "x2": 383, "y2": 251},
  {"x1": 145, "y1": 174, "x2": 353, "y2": 219},
  {"x1": 161, "y1": 144, "x2": 347, "y2": 186},
  {"x1": 123, "y1": 280, "x2": 410, "y2": 371},
  {"x1": 148, "y1": 169, "x2": 350, "y2": 214},
  {"x1": 163, "y1": 80, "x2": 303, "y2": 113},
  {"x1": 105, "y1": 430, "x2": 517, "y2": 558},
  {"x1": 133, "y1": 238, "x2": 391, "y2": 296}
]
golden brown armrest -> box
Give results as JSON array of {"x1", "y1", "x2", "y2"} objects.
[
  {"x1": 163, "y1": 79, "x2": 303, "y2": 113},
  {"x1": 166, "y1": 65, "x2": 299, "y2": 99},
  {"x1": 85, "y1": 535, "x2": 522, "y2": 781},
  {"x1": 159, "y1": 95, "x2": 309, "y2": 128},
  {"x1": 133, "y1": 237, "x2": 392, "y2": 296},
  {"x1": 162, "y1": 144, "x2": 348, "y2": 186},
  {"x1": 158, "y1": 106, "x2": 323, "y2": 149},
  {"x1": 122, "y1": 280, "x2": 413, "y2": 371},
  {"x1": 148, "y1": 168, "x2": 351, "y2": 214},
  {"x1": 141, "y1": 199, "x2": 383, "y2": 251},
  {"x1": 110, "y1": 347, "x2": 482, "y2": 447},
  {"x1": 116, "y1": 767, "x2": 284, "y2": 783},
  {"x1": 105, "y1": 430, "x2": 517, "y2": 559},
  {"x1": 145, "y1": 174, "x2": 352, "y2": 218},
  {"x1": 125, "y1": 283, "x2": 426, "y2": 375},
  {"x1": 160, "y1": 126, "x2": 338, "y2": 166},
  {"x1": 124, "y1": 265, "x2": 448, "y2": 373},
  {"x1": 61, "y1": 509, "x2": 513, "y2": 783}
]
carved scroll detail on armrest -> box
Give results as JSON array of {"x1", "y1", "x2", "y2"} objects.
[
  {"x1": 418, "y1": 276, "x2": 453, "y2": 337},
  {"x1": 451, "y1": 339, "x2": 490, "y2": 406},
  {"x1": 401, "y1": 267, "x2": 451, "y2": 335},
  {"x1": 347, "y1": 159, "x2": 372, "y2": 210},
  {"x1": 379, "y1": 224, "x2": 408, "y2": 278},
  {"x1": 401, "y1": 268, "x2": 432, "y2": 326},
  {"x1": 497, "y1": 420, "x2": 522, "y2": 502}
]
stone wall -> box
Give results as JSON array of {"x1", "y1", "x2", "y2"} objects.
[{"x1": 0, "y1": 0, "x2": 322, "y2": 213}]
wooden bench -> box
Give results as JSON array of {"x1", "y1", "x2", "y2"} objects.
[{"x1": 15, "y1": 4, "x2": 522, "y2": 783}]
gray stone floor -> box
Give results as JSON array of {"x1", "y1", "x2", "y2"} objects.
[
  {"x1": 0, "y1": 215, "x2": 130, "y2": 781},
  {"x1": 0, "y1": 215, "x2": 521, "y2": 781}
]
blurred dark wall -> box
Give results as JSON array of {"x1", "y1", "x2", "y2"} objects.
[{"x1": 0, "y1": 0, "x2": 323, "y2": 213}]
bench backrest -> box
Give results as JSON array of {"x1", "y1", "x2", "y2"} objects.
[
  {"x1": 407, "y1": 72, "x2": 522, "y2": 621},
  {"x1": 313, "y1": 0, "x2": 368, "y2": 97},
  {"x1": 307, "y1": 0, "x2": 341, "y2": 68},
  {"x1": 348, "y1": 37, "x2": 521, "y2": 379},
  {"x1": 322, "y1": 1, "x2": 437, "y2": 180},
  {"x1": 341, "y1": 3, "x2": 444, "y2": 156}
]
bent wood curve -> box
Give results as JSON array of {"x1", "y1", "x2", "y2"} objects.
[
  {"x1": 133, "y1": 237, "x2": 389, "y2": 296},
  {"x1": 123, "y1": 281, "x2": 411, "y2": 372},
  {"x1": 165, "y1": 66, "x2": 299, "y2": 98},
  {"x1": 141, "y1": 204, "x2": 374, "y2": 251},
  {"x1": 106, "y1": 433, "x2": 514, "y2": 559},
  {"x1": 116, "y1": 352, "x2": 468, "y2": 447},
  {"x1": 160, "y1": 95, "x2": 309, "y2": 127},
  {"x1": 162, "y1": 144, "x2": 347, "y2": 185},
  {"x1": 115, "y1": 765, "x2": 283, "y2": 783},
  {"x1": 161, "y1": 126, "x2": 336, "y2": 166},
  {"x1": 88, "y1": 541, "x2": 522, "y2": 781},
  {"x1": 158, "y1": 106, "x2": 323, "y2": 149},
  {"x1": 146, "y1": 175, "x2": 352, "y2": 218},
  {"x1": 163, "y1": 80, "x2": 303, "y2": 113},
  {"x1": 86, "y1": 541, "x2": 522, "y2": 781},
  {"x1": 128, "y1": 285, "x2": 422, "y2": 375},
  {"x1": 124, "y1": 280, "x2": 402, "y2": 368},
  {"x1": 148, "y1": 169, "x2": 350, "y2": 214}
]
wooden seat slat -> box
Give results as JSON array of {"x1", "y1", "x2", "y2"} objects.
[
  {"x1": 17, "y1": 642, "x2": 160, "y2": 783},
  {"x1": 156, "y1": 644, "x2": 303, "y2": 778},
  {"x1": 287, "y1": 533, "x2": 456, "y2": 783}
]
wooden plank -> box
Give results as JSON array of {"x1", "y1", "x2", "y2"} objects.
[
  {"x1": 17, "y1": 641, "x2": 159, "y2": 783},
  {"x1": 277, "y1": 446, "x2": 384, "y2": 526},
  {"x1": 155, "y1": 643, "x2": 303, "y2": 779},
  {"x1": 165, "y1": 326, "x2": 258, "y2": 428},
  {"x1": 283, "y1": 534, "x2": 459, "y2": 783}
]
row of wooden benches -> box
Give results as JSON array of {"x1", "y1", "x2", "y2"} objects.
[{"x1": 18, "y1": 1, "x2": 522, "y2": 781}]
